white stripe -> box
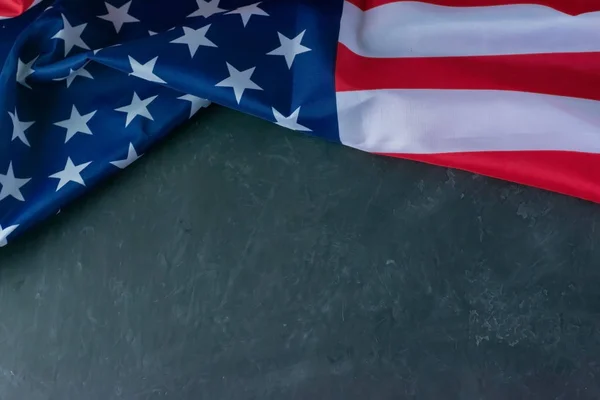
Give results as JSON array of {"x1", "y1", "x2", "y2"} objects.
[
  {"x1": 339, "y1": 1, "x2": 600, "y2": 57},
  {"x1": 336, "y1": 89, "x2": 600, "y2": 154}
]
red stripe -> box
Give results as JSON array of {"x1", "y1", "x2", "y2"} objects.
[
  {"x1": 345, "y1": 0, "x2": 600, "y2": 15},
  {"x1": 0, "y1": 0, "x2": 33, "y2": 17},
  {"x1": 379, "y1": 151, "x2": 600, "y2": 203},
  {"x1": 335, "y1": 44, "x2": 600, "y2": 101}
]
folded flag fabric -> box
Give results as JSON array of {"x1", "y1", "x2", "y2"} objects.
[{"x1": 1, "y1": 0, "x2": 599, "y2": 247}]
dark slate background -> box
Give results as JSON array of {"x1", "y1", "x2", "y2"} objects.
[{"x1": 1, "y1": 106, "x2": 599, "y2": 399}]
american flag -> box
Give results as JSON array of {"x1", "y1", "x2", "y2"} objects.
[{"x1": 0, "y1": 0, "x2": 599, "y2": 247}]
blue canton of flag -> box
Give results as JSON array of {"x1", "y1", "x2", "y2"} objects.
[{"x1": 0, "y1": 0, "x2": 343, "y2": 247}]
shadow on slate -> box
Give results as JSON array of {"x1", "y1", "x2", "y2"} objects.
[{"x1": 1, "y1": 105, "x2": 600, "y2": 400}]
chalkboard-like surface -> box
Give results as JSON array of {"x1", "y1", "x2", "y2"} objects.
[{"x1": 1, "y1": 106, "x2": 599, "y2": 399}]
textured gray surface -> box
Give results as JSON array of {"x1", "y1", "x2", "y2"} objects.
[{"x1": 1, "y1": 106, "x2": 600, "y2": 399}]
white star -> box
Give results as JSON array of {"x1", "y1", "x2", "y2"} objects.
[
  {"x1": 128, "y1": 56, "x2": 166, "y2": 84},
  {"x1": 52, "y1": 14, "x2": 90, "y2": 56},
  {"x1": 188, "y1": 0, "x2": 226, "y2": 18},
  {"x1": 225, "y1": 2, "x2": 268, "y2": 27},
  {"x1": 54, "y1": 66, "x2": 93, "y2": 88},
  {"x1": 0, "y1": 224, "x2": 19, "y2": 247},
  {"x1": 171, "y1": 25, "x2": 216, "y2": 57},
  {"x1": 272, "y1": 107, "x2": 311, "y2": 132},
  {"x1": 215, "y1": 63, "x2": 262, "y2": 104},
  {"x1": 178, "y1": 94, "x2": 211, "y2": 118},
  {"x1": 49, "y1": 157, "x2": 92, "y2": 191},
  {"x1": 54, "y1": 105, "x2": 97, "y2": 143},
  {"x1": 115, "y1": 92, "x2": 158, "y2": 127},
  {"x1": 0, "y1": 162, "x2": 31, "y2": 202},
  {"x1": 8, "y1": 109, "x2": 35, "y2": 147},
  {"x1": 16, "y1": 56, "x2": 37, "y2": 89},
  {"x1": 148, "y1": 30, "x2": 157, "y2": 36},
  {"x1": 98, "y1": 1, "x2": 139, "y2": 33},
  {"x1": 110, "y1": 143, "x2": 142, "y2": 169},
  {"x1": 267, "y1": 30, "x2": 311, "y2": 69}
]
